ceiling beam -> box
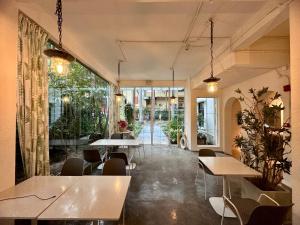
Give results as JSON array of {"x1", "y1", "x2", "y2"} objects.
[{"x1": 190, "y1": 0, "x2": 291, "y2": 89}]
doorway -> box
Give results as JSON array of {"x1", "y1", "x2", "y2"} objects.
[
  {"x1": 120, "y1": 87, "x2": 184, "y2": 145},
  {"x1": 225, "y1": 97, "x2": 242, "y2": 159}
]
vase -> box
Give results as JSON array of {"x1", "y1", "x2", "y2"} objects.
[{"x1": 119, "y1": 127, "x2": 126, "y2": 132}]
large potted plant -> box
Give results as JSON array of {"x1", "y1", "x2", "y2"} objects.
[{"x1": 233, "y1": 87, "x2": 292, "y2": 209}]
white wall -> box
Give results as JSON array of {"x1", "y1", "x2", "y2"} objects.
[
  {"x1": 221, "y1": 68, "x2": 291, "y2": 185},
  {"x1": 290, "y1": 1, "x2": 300, "y2": 222},
  {"x1": 0, "y1": 0, "x2": 18, "y2": 191}
]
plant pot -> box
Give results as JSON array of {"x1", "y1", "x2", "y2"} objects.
[
  {"x1": 119, "y1": 127, "x2": 127, "y2": 132},
  {"x1": 241, "y1": 177, "x2": 292, "y2": 224}
]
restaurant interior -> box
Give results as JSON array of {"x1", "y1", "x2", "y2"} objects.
[{"x1": 1, "y1": 0, "x2": 300, "y2": 224}]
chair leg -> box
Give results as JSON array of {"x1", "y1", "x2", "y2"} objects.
[{"x1": 226, "y1": 179, "x2": 232, "y2": 199}]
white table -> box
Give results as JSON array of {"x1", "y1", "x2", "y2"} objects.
[
  {"x1": 39, "y1": 176, "x2": 131, "y2": 222},
  {"x1": 0, "y1": 176, "x2": 76, "y2": 225},
  {"x1": 90, "y1": 139, "x2": 141, "y2": 167},
  {"x1": 90, "y1": 139, "x2": 140, "y2": 147},
  {"x1": 0, "y1": 176, "x2": 131, "y2": 225},
  {"x1": 198, "y1": 157, "x2": 261, "y2": 218}
]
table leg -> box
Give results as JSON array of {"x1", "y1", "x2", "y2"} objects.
[
  {"x1": 31, "y1": 219, "x2": 37, "y2": 225},
  {"x1": 123, "y1": 205, "x2": 125, "y2": 225},
  {"x1": 208, "y1": 176, "x2": 236, "y2": 218}
]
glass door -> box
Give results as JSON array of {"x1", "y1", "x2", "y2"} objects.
[
  {"x1": 152, "y1": 87, "x2": 170, "y2": 145},
  {"x1": 120, "y1": 87, "x2": 185, "y2": 146}
]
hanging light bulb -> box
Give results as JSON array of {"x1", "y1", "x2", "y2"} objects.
[
  {"x1": 170, "y1": 96, "x2": 176, "y2": 104},
  {"x1": 115, "y1": 60, "x2": 124, "y2": 102},
  {"x1": 203, "y1": 18, "x2": 220, "y2": 93},
  {"x1": 170, "y1": 68, "x2": 176, "y2": 104},
  {"x1": 204, "y1": 77, "x2": 219, "y2": 93},
  {"x1": 62, "y1": 95, "x2": 70, "y2": 103},
  {"x1": 115, "y1": 93, "x2": 123, "y2": 103},
  {"x1": 44, "y1": 0, "x2": 74, "y2": 76}
]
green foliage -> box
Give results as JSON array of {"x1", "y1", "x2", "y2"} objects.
[
  {"x1": 163, "y1": 112, "x2": 184, "y2": 144},
  {"x1": 49, "y1": 61, "x2": 109, "y2": 140},
  {"x1": 133, "y1": 122, "x2": 143, "y2": 137},
  {"x1": 49, "y1": 104, "x2": 80, "y2": 139},
  {"x1": 154, "y1": 110, "x2": 169, "y2": 121},
  {"x1": 124, "y1": 104, "x2": 134, "y2": 125},
  {"x1": 234, "y1": 87, "x2": 291, "y2": 190},
  {"x1": 197, "y1": 111, "x2": 204, "y2": 127}
]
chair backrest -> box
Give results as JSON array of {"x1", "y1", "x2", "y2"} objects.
[
  {"x1": 124, "y1": 135, "x2": 135, "y2": 139},
  {"x1": 247, "y1": 204, "x2": 292, "y2": 225},
  {"x1": 102, "y1": 158, "x2": 126, "y2": 176},
  {"x1": 61, "y1": 158, "x2": 84, "y2": 176},
  {"x1": 111, "y1": 133, "x2": 122, "y2": 139},
  {"x1": 83, "y1": 149, "x2": 102, "y2": 163},
  {"x1": 108, "y1": 152, "x2": 129, "y2": 165},
  {"x1": 198, "y1": 149, "x2": 216, "y2": 157}
]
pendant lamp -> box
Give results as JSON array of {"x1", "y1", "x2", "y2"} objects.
[
  {"x1": 44, "y1": 0, "x2": 74, "y2": 76},
  {"x1": 203, "y1": 18, "x2": 220, "y2": 93}
]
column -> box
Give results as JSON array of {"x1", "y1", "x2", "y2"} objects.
[
  {"x1": 139, "y1": 88, "x2": 143, "y2": 122},
  {"x1": 184, "y1": 77, "x2": 192, "y2": 150},
  {"x1": 290, "y1": 0, "x2": 300, "y2": 222}
]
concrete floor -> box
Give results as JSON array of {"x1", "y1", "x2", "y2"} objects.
[
  {"x1": 17, "y1": 145, "x2": 239, "y2": 225},
  {"x1": 124, "y1": 145, "x2": 239, "y2": 225}
]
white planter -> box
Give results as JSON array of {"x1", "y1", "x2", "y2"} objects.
[{"x1": 241, "y1": 178, "x2": 292, "y2": 224}]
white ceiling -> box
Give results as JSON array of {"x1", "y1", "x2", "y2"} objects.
[{"x1": 20, "y1": 0, "x2": 288, "y2": 81}]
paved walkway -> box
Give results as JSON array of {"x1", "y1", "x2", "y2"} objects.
[{"x1": 137, "y1": 122, "x2": 169, "y2": 145}]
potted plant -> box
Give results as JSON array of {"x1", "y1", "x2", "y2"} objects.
[
  {"x1": 117, "y1": 120, "x2": 128, "y2": 132},
  {"x1": 233, "y1": 87, "x2": 292, "y2": 210}
]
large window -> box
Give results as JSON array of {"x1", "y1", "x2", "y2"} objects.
[
  {"x1": 48, "y1": 44, "x2": 109, "y2": 174},
  {"x1": 196, "y1": 98, "x2": 218, "y2": 146}
]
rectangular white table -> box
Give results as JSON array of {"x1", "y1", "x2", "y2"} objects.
[
  {"x1": 90, "y1": 139, "x2": 140, "y2": 147},
  {"x1": 90, "y1": 139, "x2": 141, "y2": 166},
  {"x1": 0, "y1": 176, "x2": 76, "y2": 225},
  {"x1": 198, "y1": 156, "x2": 261, "y2": 217},
  {"x1": 0, "y1": 176, "x2": 131, "y2": 225},
  {"x1": 39, "y1": 176, "x2": 131, "y2": 222}
]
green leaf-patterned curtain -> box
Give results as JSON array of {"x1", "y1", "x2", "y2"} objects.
[{"x1": 17, "y1": 12, "x2": 50, "y2": 177}]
